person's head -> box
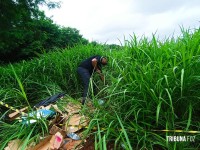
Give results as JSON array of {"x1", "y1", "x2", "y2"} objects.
[{"x1": 100, "y1": 56, "x2": 108, "y2": 66}]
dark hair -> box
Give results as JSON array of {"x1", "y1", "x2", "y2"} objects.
[
  {"x1": 100, "y1": 56, "x2": 108, "y2": 65},
  {"x1": 100, "y1": 56, "x2": 104, "y2": 62}
]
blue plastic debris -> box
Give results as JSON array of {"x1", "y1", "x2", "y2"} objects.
[
  {"x1": 98, "y1": 99, "x2": 105, "y2": 105},
  {"x1": 21, "y1": 109, "x2": 56, "y2": 124},
  {"x1": 67, "y1": 133, "x2": 81, "y2": 140}
]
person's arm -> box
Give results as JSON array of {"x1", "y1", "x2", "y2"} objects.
[
  {"x1": 92, "y1": 58, "x2": 98, "y2": 70},
  {"x1": 96, "y1": 69, "x2": 105, "y2": 82},
  {"x1": 92, "y1": 58, "x2": 105, "y2": 83}
]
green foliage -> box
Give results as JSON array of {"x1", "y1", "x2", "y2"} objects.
[
  {"x1": 0, "y1": 0, "x2": 88, "y2": 63},
  {"x1": 0, "y1": 28, "x2": 200, "y2": 149}
]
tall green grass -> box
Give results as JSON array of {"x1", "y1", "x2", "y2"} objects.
[{"x1": 0, "y1": 28, "x2": 200, "y2": 149}]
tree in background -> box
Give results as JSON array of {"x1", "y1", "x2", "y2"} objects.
[{"x1": 0, "y1": 0, "x2": 88, "y2": 63}]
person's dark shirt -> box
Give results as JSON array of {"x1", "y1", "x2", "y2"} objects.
[{"x1": 78, "y1": 55, "x2": 102, "y2": 75}]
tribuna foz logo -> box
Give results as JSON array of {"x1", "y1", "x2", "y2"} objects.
[{"x1": 166, "y1": 136, "x2": 196, "y2": 142}]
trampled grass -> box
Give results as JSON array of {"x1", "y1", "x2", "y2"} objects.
[{"x1": 0, "y1": 28, "x2": 200, "y2": 149}]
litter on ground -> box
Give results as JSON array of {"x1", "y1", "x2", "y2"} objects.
[{"x1": 3, "y1": 93, "x2": 100, "y2": 150}]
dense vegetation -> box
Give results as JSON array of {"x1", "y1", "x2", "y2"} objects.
[
  {"x1": 0, "y1": 0, "x2": 88, "y2": 63},
  {"x1": 0, "y1": 28, "x2": 199, "y2": 149}
]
